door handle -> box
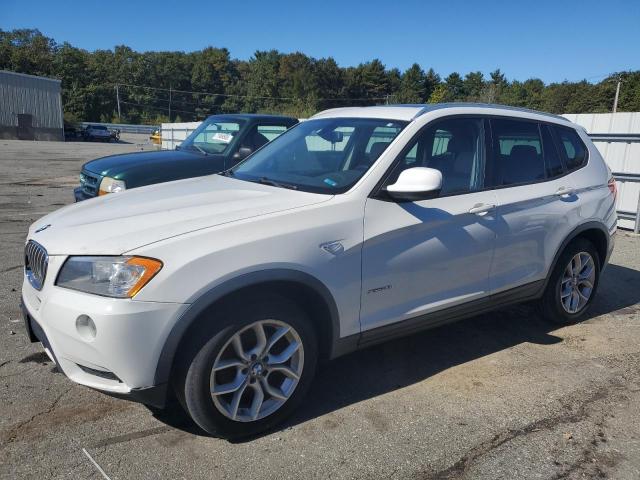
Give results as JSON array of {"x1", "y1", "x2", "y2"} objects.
[
  {"x1": 468, "y1": 203, "x2": 496, "y2": 215},
  {"x1": 555, "y1": 186, "x2": 575, "y2": 197}
]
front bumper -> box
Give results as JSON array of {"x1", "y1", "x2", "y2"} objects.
[
  {"x1": 73, "y1": 186, "x2": 94, "y2": 202},
  {"x1": 21, "y1": 273, "x2": 188, "y2": 407}
]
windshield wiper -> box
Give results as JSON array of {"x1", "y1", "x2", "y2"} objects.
[
  {"x1": 219, "y1": 169, "x2": 235, "y2": 177},
  {"x1": 256, "y1": 177, "x2": 298, "y2": 190}
]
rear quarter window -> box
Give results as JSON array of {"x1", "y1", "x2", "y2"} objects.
[{"x1": 553, "y1": 125, "x2": 588, "y2": 171}]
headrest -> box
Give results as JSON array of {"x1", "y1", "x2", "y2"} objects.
[
  {"x1": 251, "y1": 131, "x2": 270, "y2": 149},
  {"x1": 509, "y1": 145, "x2": 538, "y2": 161},
  {"x1": 369, "y1": 142, "x2": 389, "y2": 162},
  {"x1": 447, "y1": 135, "x2": 473, "y2": 153}
]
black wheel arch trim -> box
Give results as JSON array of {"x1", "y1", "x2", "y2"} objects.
[
  {"x1": 153, "y1": 269, "x2": 341, "y2": 386},
  {"x1": 542, "y1": 220, "x2": 610, "y2": 292}
]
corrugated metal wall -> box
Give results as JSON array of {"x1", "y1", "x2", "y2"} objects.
[
  {"x1": 563, "y1": 113, "x2": 640, "y2": 230},
  {"x1": 0, "y1": 70, "x2": 63, "y2": 140}
]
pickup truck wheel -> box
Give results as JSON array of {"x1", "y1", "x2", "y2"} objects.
[
  {"x1": 540, "y1": 238, "x2": 600, "y2": 324},
  {"x1": 179, "y1": 297, "x2": 318, "y2": 439}
]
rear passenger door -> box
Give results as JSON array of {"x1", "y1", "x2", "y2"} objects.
[{"x1": 488, "y1": 118, "x2": 577, "y2": 293}]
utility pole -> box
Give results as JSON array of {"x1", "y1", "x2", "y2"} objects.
[
  {"x1": 115, "y1": 84, "x2": 121, "y2": 121},
  {"x1": 168, "y1": 85, "x2": 172, "y2": 121},
  {"x1": 612, "y1": 77, "x2": 621, "y2": 113}
]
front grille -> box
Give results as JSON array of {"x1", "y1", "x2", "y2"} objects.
[
  {"x1": 79, "y1": 169, "x2": 101, "y2": 197},
  {"x1": 25, "y1": 240, "x2": 48, "y2": 290}
]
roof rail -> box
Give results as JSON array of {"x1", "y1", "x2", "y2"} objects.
[{"x1": 385, "y1": 102, "x2": 569, "y2": 122}]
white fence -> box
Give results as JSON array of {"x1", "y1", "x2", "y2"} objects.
[
  {"x1": 161, "y1": 121, "x2": 201, "y2": 150},
  {"x1": 563, "y1": 113, "x2": 640, "y2": 231}
]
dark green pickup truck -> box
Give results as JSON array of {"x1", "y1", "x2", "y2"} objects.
[{"x1": 74, "y1": 114, "x2": 298, "y2": 201}]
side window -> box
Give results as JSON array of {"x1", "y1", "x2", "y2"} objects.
[
  {"x1": 257, "y1": 124, "x2": 288, "y2": 142},
  {"x1": 490, "y1": 119, "x2": 544, "y2": 186},
  {"x1": 553, "y1": 126, "x2": 587, "y2": 171},
  {"x1": 244, "y1": 124, "x2": 288, "y2": 151},
  {"x1": 541, "y1": 124, "x2": 565, "y2": 178},
  {"x1": 387, "y1": 117, "x2": 485, "y2": 195}
]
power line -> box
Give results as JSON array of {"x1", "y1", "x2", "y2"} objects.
[
  {"x1": 119, "y1": 100, "x2": 206, "y2": 116},
  {"x1": 113, "y1": 82, "x2": 388, "y2": 102}
]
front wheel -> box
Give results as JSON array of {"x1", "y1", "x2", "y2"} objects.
[
  {"x1": 540, "y1": 238, "x2": 600, "y2": 324},
  {"x1": 177, "y1": 297, "x2": 318, "y2": 439}
]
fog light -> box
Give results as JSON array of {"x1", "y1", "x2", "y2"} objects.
[{"x1": 76, "y1": 315, "x2": 96, "y2": 341}]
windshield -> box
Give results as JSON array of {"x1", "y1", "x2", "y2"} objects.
[
  {"x1": 180, "y1": 117, "x2": 246, "y2": 154},
  {"x1": 230, "y1": 118, "x2": 407, "y2": 194}
]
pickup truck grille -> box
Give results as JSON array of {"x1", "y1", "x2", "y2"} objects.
[
  {"x1": 79, "y1": 170, "x2": 102, "y2": 197},
  {"x1": 25, "y1": 240, "x2": 48, "y2": 290}
]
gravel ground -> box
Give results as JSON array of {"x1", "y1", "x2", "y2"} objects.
[{"x1": 0, "y1": 137, "x2": 639, "y2": 480}]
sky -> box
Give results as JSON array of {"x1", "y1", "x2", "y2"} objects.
[{"x1": 2, "y1": 0, "x2": 639, "y2": 83}]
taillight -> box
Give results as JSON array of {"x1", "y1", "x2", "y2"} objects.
[{"x1": 608, "y1": 176, "x2": 617, "y2": 201}]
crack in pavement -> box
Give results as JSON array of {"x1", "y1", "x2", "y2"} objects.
[
  {"x1": 0, "y1": 265, "x2": 22, "y2": 274},
  {"x1": 0, "y1": 385, "x2": 73, "y2": 448},
  {"x1": 420, "y1": 381, "x2": 624, "y2": 480}
]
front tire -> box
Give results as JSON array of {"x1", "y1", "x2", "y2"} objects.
[
  {"x1": 177, "y1": 296, "x2": 318, "y2": 439},
  {"x1": 541, "y1": 238, "x2": 600, "y2": 324}
]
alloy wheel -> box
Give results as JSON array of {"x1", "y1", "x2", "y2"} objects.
[
  {"x1": 560, "y1": 252, "x2": 596, "y2": 314},
  {"x1": 210, "y1": 319, "x2": 304, "y2": 422}
]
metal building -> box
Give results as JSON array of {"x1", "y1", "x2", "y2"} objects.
[{"x1": 0, "y1": 70, "x2": 64, "y2": 141}]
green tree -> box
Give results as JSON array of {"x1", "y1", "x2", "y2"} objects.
[
  {"x1": 244, "y1": 50, "x2": 281, "y2": 112},
  {"x1": 443, "y1": 72, "x2": 464, "y2": 101},
  {"x1": 463, "y1": 71, "x2": 484, "y2": 101},
  {"x1": 396, "y1": 64, "x2": 426, "y2": 103},
  {"x1": 1, "y1": 28, "x2": 638, "y2": 122}
]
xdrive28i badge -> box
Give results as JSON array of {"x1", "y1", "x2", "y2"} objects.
[{"x1": 34, "y1": 224, "x2": 51, "y2": 233}]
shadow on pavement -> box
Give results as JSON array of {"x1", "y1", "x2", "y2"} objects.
[{"x1": 152, "y1": 263, "x2": 640, "y2": 441}]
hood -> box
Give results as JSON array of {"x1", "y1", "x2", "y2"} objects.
[
  {"x1": 29, "y1": 175, "x2": 331, "y2": 255},
  {"x1": 84, "y1": 149, "x2": 219, "y2": 185}
]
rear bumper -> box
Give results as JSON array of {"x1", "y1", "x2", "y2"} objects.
[{"x1": 604, "y1": 227, "x2": 616, "y2": 269}]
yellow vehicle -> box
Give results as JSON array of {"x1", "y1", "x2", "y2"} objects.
[{"x1": 150, "y1": 129, "x2": 161, "y2": 145}]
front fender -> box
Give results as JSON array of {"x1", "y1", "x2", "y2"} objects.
[{"x1": 153, "y1": 268, "x2": 340, "y2": 385}]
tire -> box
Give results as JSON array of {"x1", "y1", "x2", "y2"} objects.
[
  {"x1": 175, "y1": 295, "x2": 318, "y2": 439},
  {"x1": 540, "y1": 238, "x2": 601, "y2": 324}
]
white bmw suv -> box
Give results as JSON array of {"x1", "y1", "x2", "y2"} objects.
[{"x1": 22, "y1": 104, "x2": 617, "y2": 438}]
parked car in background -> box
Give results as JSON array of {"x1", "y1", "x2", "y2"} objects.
[
  {"x1": 74, "y1": 114, "x2": 298, "y2": 201},
  {"x1": 63, "y1": 123, "x2": 80, "y2": 141},
  {"x1": 22, "y1": 104, "x2": 616, "y2": 439},
  {"x1": 82, "y1": 125, "x2": 113, "y2": 142}
]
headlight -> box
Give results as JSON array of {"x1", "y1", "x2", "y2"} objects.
[
  {"x1": 99, "y1": 176, "x2": 126, "y2": 195},
  {"x1": 56, "y1": 256, "x2": 162, "y2": 298}
]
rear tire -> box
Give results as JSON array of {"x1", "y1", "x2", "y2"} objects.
[
  {"x1": 175, "y1": 296, "x2": 318, "y2": 439},
  {"x1": 540, "y1": 238, "x2": 600, "y2": 324}
]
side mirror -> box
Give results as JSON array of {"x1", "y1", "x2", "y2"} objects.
[
  {"x1": 386, "y1": 167, "x2": 442, "y2": 202},
  {"x1": 232, "y1": 146, "x2": 253, "y2": 161}
]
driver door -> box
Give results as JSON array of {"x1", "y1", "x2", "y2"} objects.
[{"x1": 360, "y1": 117, "x2": 498, "y2": 333}]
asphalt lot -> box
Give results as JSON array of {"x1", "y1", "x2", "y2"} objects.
[{"x1": 1, "y1": 136, "x2": 639, "y2": 480}]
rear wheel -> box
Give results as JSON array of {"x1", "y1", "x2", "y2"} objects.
[
  {"x1": 541, "y1": 238, "x2": 600, "y2": 324},
  {"x1": 176, "y1": 296, "x2": 318, "y2": 439}
]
